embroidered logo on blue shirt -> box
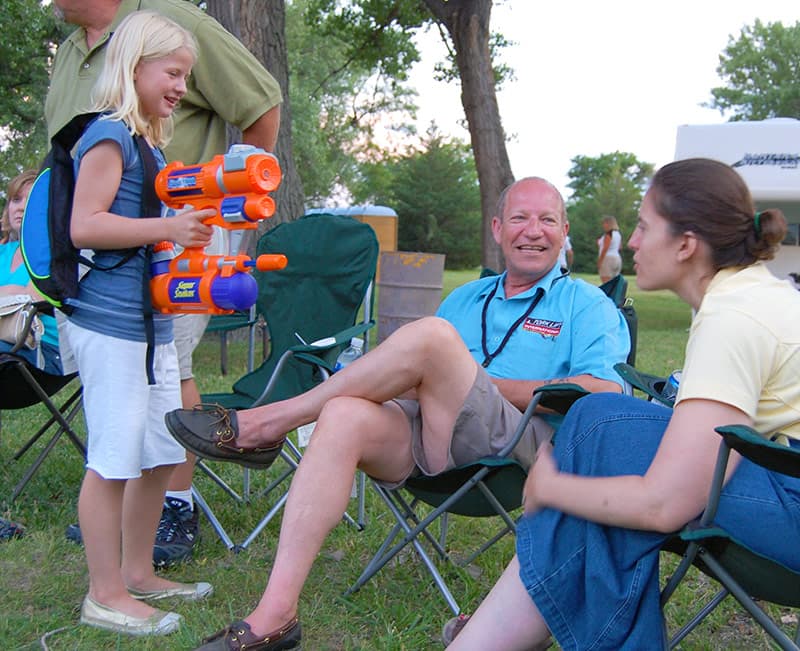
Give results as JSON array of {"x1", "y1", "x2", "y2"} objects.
[{"x1": 523, "y1": 318, "x2": 562, "y2": 337}]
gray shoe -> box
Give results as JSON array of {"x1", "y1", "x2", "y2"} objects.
[{"x1": 80, "y1": 595, "x2": 181, "y2": 636}]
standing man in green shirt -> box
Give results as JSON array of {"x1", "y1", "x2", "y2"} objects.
[{"x1": 47, "y1": 0, "x2": 283, "y2": 566}]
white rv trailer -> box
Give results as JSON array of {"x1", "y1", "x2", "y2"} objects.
[{"x1": 674, "y1": 118, "x2": 800, "y2": 281}]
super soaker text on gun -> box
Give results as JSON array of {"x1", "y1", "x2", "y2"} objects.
[
  {"x1": 151, "y1": 144, "x2": 287, "y2": 315},
  {"x1": 150, "y1": 241, "x2": 287, "y2": 315}
]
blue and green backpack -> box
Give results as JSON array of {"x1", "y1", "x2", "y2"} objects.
[
  {"x1": 20, "y1": 112, "x2": 160, "y2": 315},
  {"x1": 20, "y1": 112, "x2": 162, "y2": 382}
]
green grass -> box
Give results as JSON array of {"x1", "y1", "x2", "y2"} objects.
[{"x1": 0, "y1": 271, "x2": 792, "y2": 650}]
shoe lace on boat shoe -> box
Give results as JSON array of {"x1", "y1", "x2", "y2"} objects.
[
  {"x1": 193, "y1": 403, "x2": 238, "y2": 446},
  {"x1": 193, "y1": 403, "x2": 283, "y2": 455}
]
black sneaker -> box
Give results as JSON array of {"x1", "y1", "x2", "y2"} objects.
[
  {"x1": 0, "y1": 517, "x2": 25, "y2": 540},
  {"x1": 64, "y1": 499, "x2": 199, "y2": 566},
  {"x1": 152, "y1": 497, "x2": 199, "y2": 568},
  {"x1": 65, "y1": 522, "x2": 82, "y2": 545}
]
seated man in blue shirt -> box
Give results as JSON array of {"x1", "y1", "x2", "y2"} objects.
[{"x1": 165, "y1": 176, "x2": 630, "y2": 650}]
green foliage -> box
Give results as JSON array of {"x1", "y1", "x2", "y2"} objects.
[
  {"x1": 288, "y1": 0, "x2": 418, "y2": 204},
  {"x1": 565, "y1": 152, "x2": 654, "y2": 274},
  {"x1": 433, "y1": 30, "x2": 516, "y2": 90},
  {"x1": 0, "y1": 0, "x2": 67, "y2": 186},
  {"x1": 304, "y1": 0, "x2": 429, "y2": 80},
  {"x1": 708, "y1": 19, "x2": 800, "y2": 120},
  {"x1": 301, "y1": 0, "x2": 515, "y2": 222},
  {"x1": 353, "y1": 125, "x2": 481, "y2": 268}
]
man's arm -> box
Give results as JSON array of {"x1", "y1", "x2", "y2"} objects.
[
  {"x1": 242, "y1": 104, "x2": 281, "y2": 152},
  {"x1": 492, "y1": 375, "x2": 621, "y2": 412}
]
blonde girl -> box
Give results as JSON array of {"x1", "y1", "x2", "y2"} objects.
[{"x1": 66, "y1": 10, "x2": 215, "y2": 636}]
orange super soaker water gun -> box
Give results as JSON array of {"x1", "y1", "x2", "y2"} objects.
[{"x1": 151, "y1": 144, "x2": 288, "y2": 315}]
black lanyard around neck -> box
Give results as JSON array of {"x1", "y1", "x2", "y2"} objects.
[{"x1": 480, "y1": 278, "x2": 545, "y2": 368}]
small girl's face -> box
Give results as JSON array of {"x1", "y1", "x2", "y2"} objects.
[
  {"x1": 134, "y1": 47, "x2": 194, "y2": 120},
  {"x1": 7, "y1": 182, "x2": 32, "y2": 237}
]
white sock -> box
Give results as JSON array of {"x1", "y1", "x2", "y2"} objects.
[{"x1": 165, "y1": 489, "x2": 194, "y2": 510}]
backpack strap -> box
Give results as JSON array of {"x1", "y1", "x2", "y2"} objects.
[
  {"x1": 72, "y1": 115, "x2": 142, "y2": 273},
  {"x1": 134, "y1": 135, "x2": 161, "y2": 386}
]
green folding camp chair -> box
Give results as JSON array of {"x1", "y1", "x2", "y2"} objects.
[
  {"x1": 192, "y1": 213, "x2": 379, "y2": 550},
  {"x1": 346, "y1": 274, "x2": 638, "y2": 612},
  {"x1": 614, "y1": 362, "x2": 673, "y2": 406},
  {"x1": 346, "y1": 384, "x2": 589, "y2": 614},
  {"x1": 600, "y1": 274, "x2": 637, "y2": 366},
  {"x1": 205, "y1": 306, "x2": 267, "y2": 376},
  {"x1": 660, "y1": 424, "x2": 800, "y2": 650},
  {"x1": 614, "y1": 363, "x2": 799, "y2": 648}
]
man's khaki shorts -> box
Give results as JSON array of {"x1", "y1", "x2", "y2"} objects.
[
  {"x1": 388, "y1": 365, "x2": 553, "y2": 488},
  {"x1": 173, "y1": 313, "x2": 211, "y2": 380}
]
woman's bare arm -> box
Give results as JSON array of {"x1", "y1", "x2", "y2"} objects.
[{"x1": 523, "y1": 398, "x2": 750, "y2": 533}]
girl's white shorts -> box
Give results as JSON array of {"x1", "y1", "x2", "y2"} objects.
[{"x1": 66, "y1": 321, "x2": 186, "y2": 479}]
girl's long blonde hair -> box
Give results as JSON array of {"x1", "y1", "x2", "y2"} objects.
[{"x1": 90, "y1": 10, "x2": 197, "y2": 147}]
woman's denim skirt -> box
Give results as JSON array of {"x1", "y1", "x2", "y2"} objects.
[{"x1": 516, "y1": 393, "x2": 800, "y2": 650}]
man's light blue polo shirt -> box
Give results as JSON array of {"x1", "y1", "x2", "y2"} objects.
[{"x1": 436, "y1": 265, "x2": 629, "y2": 388}]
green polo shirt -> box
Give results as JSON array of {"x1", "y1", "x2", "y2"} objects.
[{"x1": 45, "y1": 0, "x2": 282, "y2": 165}]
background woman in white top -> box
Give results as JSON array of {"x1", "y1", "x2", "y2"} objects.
[{"x1": 597, "y1": 215, "x2": 622, "y2": 282}]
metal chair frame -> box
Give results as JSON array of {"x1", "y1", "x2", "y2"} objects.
[
  {"x1": 346, "y1": 387, "x2": 563, "y2": 614},
  {"x1": 660, "y1": 425, "x2": 800, "y2": 650}
]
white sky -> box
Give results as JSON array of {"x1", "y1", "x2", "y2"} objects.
[{"x1": 407, "y1": 0, "x2": 800, "y2": 200}]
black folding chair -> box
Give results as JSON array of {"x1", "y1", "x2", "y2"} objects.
[{"x1": 1, "y1": 303, "x2": 84, "y2": 502}]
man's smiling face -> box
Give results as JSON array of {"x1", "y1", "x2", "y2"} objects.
[{"x1": 492, "y1": 178, "x2": 567, "y2": 287}]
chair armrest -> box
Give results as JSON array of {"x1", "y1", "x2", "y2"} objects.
[
  {"x1": 249, "y1": 321, "x2": 376, "y2": 405},
  {"x1": 699, "y1": 424, "x2": 799, "y2": 527},
  {"x1": 499, "y1": 384, "x2": 590, "y2": 460},
  {"x1": 9, "y1": 301, "x2": 47, "y2": 354},
  {"x1": 532, "y1": 383, "x2": 590, "y2": 415},
  {"x1": 289, "y1": 321, "x2": 375, "y2": 371},
  {"x1": 614, "y1": 362, "x2": 671, "y2": 406},
  {"x1": 205, "y1": 311, "x2": 258, "y2": 333},
  {"x1": 714, "y1": 424, "x2": 800, "y2": 479}
]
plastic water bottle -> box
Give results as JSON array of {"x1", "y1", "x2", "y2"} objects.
[
  {"x1": 333, "y1": 337, "x2": 364, "y2": 372},
  {"x1": 660, "y1": 369, "x2": 682, "y2": 402}
]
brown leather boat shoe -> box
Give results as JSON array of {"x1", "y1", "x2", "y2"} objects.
[
  {"x1": 193, "y1": 618, "x2": 301, "y2": 650},
  {"x1": 165, "y1": 404, "x2": 284, "y2": 470}
]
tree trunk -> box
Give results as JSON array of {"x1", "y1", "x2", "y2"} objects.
[
  {"x1": 422, "y1": 0, "x2": 512, "y2": 272},
  {"x1": 206, "y1": 0, "x2": 304, "y2": 228}
]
